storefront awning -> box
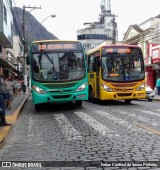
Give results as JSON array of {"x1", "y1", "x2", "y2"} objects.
[{"x1": 0, "y1": 58, "x2": 20, "y2": 74}]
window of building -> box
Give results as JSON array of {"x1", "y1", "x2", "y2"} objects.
[{"x1": 3, "y1": 5, "x2": 7, "y2": 24}]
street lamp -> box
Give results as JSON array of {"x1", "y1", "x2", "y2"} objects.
[{"x1": 26, "y1": 14, "x2": 56, "y2": 39}]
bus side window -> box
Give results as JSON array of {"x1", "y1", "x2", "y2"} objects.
[
  {"x1": 95, "y1": 57, "x2": 100, "y2": 72},
  {"x1": 88, "y1": 55, "x2": 95, "y2": 72}
]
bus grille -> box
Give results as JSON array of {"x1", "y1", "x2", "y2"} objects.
[
  {"x1": 117, "y1": 93, "x2": 132, "y2": 97},
  {"x1": 53, "y1": 95, "x2": 71, "y2": 99},
  {"x1": 42, "y1": 82, "x2": 77, "y2": 89},
  {"x1": 109, "y1": 82, "x2": 138, "y2": 88}
]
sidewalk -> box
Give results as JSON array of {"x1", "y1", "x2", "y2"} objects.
[{"x1": 0, "y1": 89, "x2": 31, "y2": 148}]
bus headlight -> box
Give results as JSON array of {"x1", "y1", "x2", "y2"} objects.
[
  {"x1": 76, "y1": 82, "x2": 87, "y2": 92},
  {"x1": 101, "y1": 84, "x2": 113, "y2": 92},
  {"x1": 32, "y1": 86, "x2": 46, "y2": 94},
  {"x1": 136, "y1": 83, "x2": 145, "y2": 91}
]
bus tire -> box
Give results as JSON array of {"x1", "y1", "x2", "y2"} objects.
[
  {"x1": 124, "y1": 99, "x2": 132, "y2": 104},
  {"x1": 75, "y1": 101, "x2": 82, "y2": 107},
  {"x1": 35, "y1": 104, "x2": 42, "y2": 111}
]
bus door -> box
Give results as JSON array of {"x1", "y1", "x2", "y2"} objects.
[{"x1": 95, "y1": 56, "x2": 100, "y2": 98}]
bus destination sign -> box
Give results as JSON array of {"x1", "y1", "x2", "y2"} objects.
[
  {"x1": 103, "y1": 48, "x2": 131, "y2": 54},
  {"x1": 38, "y1": 43, "x2": 77, "y2": 51}
]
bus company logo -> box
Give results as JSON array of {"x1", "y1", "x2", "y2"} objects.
[
  {"x1": 59, "y1": 90, "x2": 63, "y2": 93},
  {"x1": 123, "y1": 88, "x2": 126, "y2": 92},
  {"x1": 2, "y1": 162, "x2": 11, "y2": 167}
]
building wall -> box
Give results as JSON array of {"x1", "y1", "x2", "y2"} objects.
[
  {"x1": 0, "y1": 0, "x2": 13, "y2": 47},
  {"x1": 123, "y1": 15, "x2": 160, "y2": 89}
]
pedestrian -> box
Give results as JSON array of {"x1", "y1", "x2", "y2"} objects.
[
  {"x1": 156, "y1": 77, "x2": 160, "y2": 95},
  {"x1": 0, "y1": 67, "x2": 11, "y2": 126},
  {"x1": 5, "y1": 75, "x2": 14, "y2": 110}
]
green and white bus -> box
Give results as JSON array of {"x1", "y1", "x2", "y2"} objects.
[{"x1": 30, "y1": 40, "x2": 88, "y2": 110}]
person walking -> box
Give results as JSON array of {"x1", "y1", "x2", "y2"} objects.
[
  {"x1": 5, "y1": 75, "x2": 14, "y2": 110},
  {"x1": 156, "y1": 77, "x2": 160, "y2": 95},
  {"x1": 0, "y1": 67, "x2": 11, "y2": 126}
]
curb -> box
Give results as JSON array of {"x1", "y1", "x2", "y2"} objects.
[{"x1": 0, "y1": 90, "x2": 31, "y2": 148}]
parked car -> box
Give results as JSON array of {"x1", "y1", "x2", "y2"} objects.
[{"x1": 146, "y1": 85, "x2": 155, "y2": 101}]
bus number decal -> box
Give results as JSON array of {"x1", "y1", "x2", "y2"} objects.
[{"x1": 38, "y1": 44, "x2": 76, "y2": 50}]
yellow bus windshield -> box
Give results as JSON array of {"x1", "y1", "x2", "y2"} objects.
[{"x1": 101, "y1": 47, "x2": 145, "y2": 82}]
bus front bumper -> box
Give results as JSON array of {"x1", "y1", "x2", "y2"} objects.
[
  {"x1": 100, "y1": 90, "x2": 146, "y2": 100},
  {"x1": 32, "y1": 90, "x2": 88, "y2": 104}
]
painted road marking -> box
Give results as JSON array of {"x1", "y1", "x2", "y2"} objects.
[
  {"x1": 137, "y1": 124, "x2": 160, "y2": 135},
  {"x1": 74, "y1": 111, "x2": 119, "y2": 137},
  {"x1": 93, "y1": 110, "x2": 149, "y2": 133},
  {"x1": 134, "y1": 109, "x2": 160, "y2": 117},
  {"x1": 27, "y1": 116, "x2": 35, "y2": 137},
  {"x1": 116, "y1": 110, "x2": 159, "y2": 127},
  {"x1": 54, "y1": 114, "x2": 82, "y2": 141}
]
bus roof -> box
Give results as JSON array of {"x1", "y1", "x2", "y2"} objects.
[{"x1": 31, "y1": 39, "x2": 81, "y2": 44}]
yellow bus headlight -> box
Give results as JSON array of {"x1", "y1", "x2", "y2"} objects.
[
  {"x1": 32, "y1": 86, "x2": 46, "y2": 94},
  {"x1": 101, "y1": 84, "x2": 113, "y2": 92},
  {"x1": 136, "y1": 83, "x2": 145, "y2": 91},
  {"x1": 76, "y1": 82, "x2": 87, "y2": 92}
]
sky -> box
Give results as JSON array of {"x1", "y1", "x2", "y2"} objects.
[{"x1": 13, "y1": 0, "x2": 160, "y2": 41}]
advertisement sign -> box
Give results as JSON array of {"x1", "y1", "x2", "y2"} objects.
[{"x1": 151, "y1": 45, "x2": 160, "y2": 64}]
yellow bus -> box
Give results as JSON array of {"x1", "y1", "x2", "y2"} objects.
[{"x1": 86, "y1": 44, "x2": 146, "y2": 104}]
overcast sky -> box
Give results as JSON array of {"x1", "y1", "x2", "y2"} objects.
[{"x1": 13, "y1": 0, "x2": 160, "y2": 41}]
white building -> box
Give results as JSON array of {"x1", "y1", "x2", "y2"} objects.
[
  {"x1": 77, "y1": 0, "x2": 118, "y2": 52},
  {"x1": 123, "y1": 14, "x2": 160, "y2": 89}
]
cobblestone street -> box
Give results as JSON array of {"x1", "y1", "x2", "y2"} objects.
[{"x1": 0, "y1": 96, "x2": 160, "y2": 169}]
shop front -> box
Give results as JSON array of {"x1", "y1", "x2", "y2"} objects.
[
  {"x1": 0, "y1": 47, "x2": 19, "y2": 78},
  {"x1": 146, "y1": 43, "x2": 160, "y2": 90}
]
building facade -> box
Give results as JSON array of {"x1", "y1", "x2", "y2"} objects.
[
  {"x1": 123, "y1": 14, "x2": 160, "y2": 89},
  {"x1": 0, "y1": 0, "x2": 22, "y2": 78},
  {"x1": 77, "y1": 0, "x2": 118, "y2": 52}
]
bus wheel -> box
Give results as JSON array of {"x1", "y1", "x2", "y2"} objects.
[
  {"x1": 89, "y1": 89, "x2": 94, "y2": 102},
  {"x1": 35, "y1": 104, "x2": 42, "y2": 111},
  {"x1": 75, "y1": 101, "x2": 82, "y2": 107},
  {"x1": 124, "y1": 99, "x2": 132, "y2": 104}
]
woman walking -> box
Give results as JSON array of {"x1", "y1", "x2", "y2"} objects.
[{"x1": 0, "y1": 67, "x2": 11, "y2": 126}]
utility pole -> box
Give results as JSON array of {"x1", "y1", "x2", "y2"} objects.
[
  {"x1": 112, "y1": 14, "x2": 117, "y2": 44},
  {"x1": 22, "y1": 5, "x2": 41, "y2": 91}
]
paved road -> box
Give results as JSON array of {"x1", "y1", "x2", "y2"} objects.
[{"x1": 0, "y1": 97, "x2": 160, "y2": 170}]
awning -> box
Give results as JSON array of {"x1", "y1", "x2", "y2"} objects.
[{"x1": 0, "y1": 58, "x2": 21, "y2": 74}]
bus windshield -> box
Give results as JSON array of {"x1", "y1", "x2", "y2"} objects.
[
  {"x1": 32, "y1": 51, "x2": 85, "y2": 82},
  {"x1": 101, "y1": 47, "x2": 145, "y2": 82}
]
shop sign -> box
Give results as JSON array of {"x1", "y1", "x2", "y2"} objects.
[
  {"x1": 152, "y1": 47, "x2": 160, "y2": 64},
  {"x1": 144, "y1": 56, "x2": 152, "y2": 65}
]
